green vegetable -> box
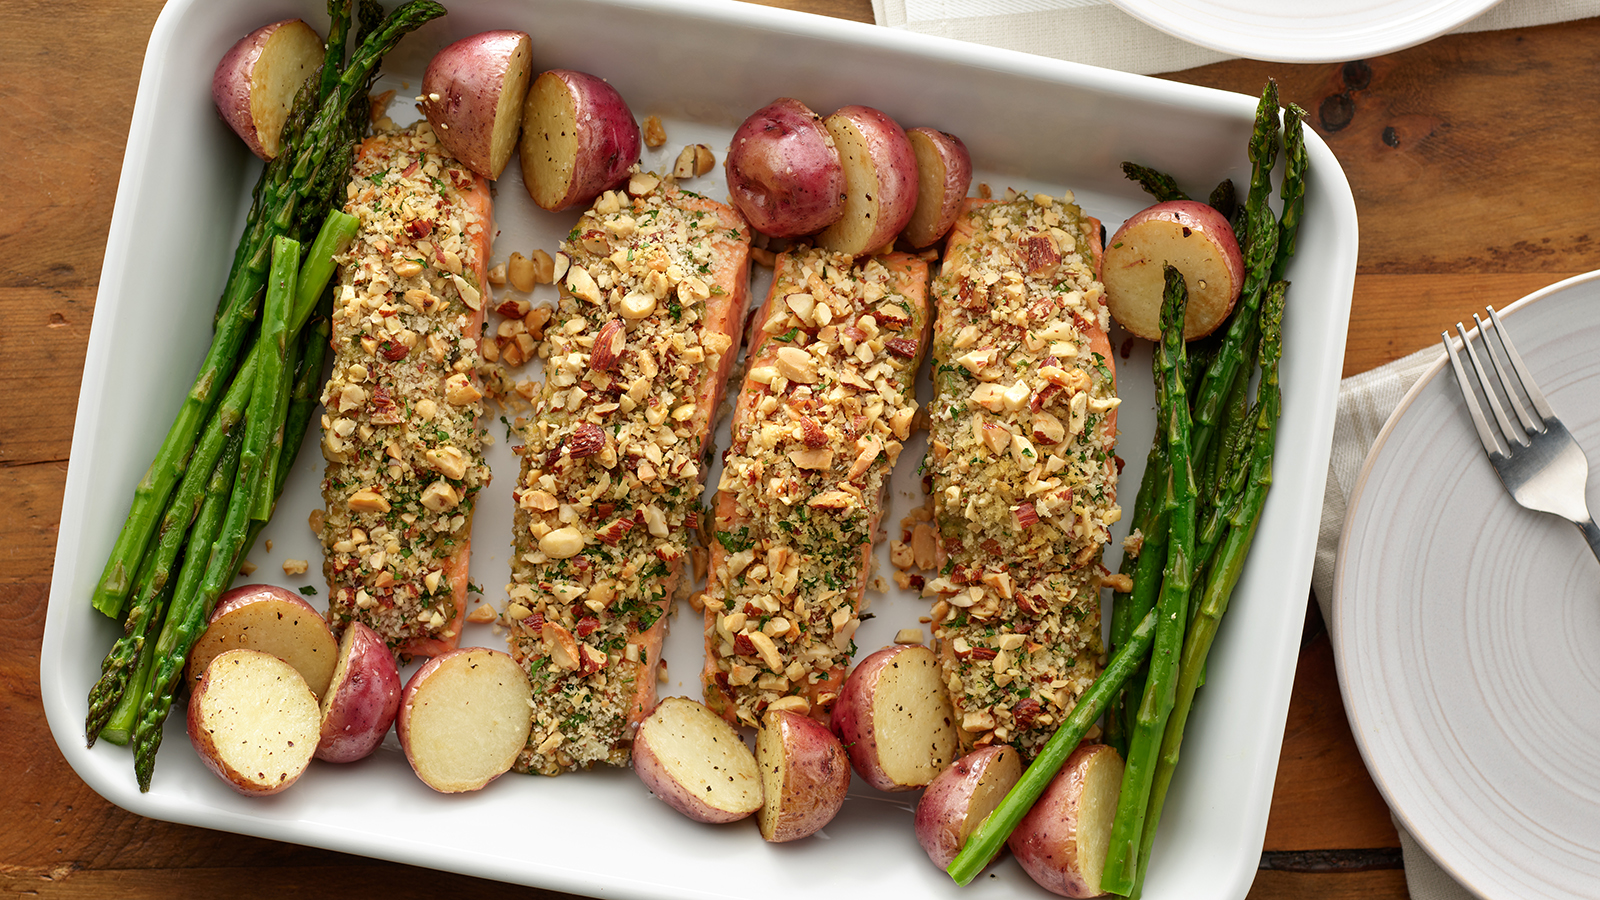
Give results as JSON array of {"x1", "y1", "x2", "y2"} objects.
[
  {"x1": 1207, "y1": 178, "x2": 1237, "y2": 221},
  {"x1": 1188, "y1": 79, "x2": 1280, "y2": 473},
  {"x1": 130, "y1": 427, "x2": 244, "y2": 789},
  {"x1": 1120, "y1": 162, "x2": 1189, "y2": 202},
  {"x1": 92, "y1": 576, "x2": 173, "y2": 747},
  {"x1": 946, "y1": 608, "x2": 1159, "y2": 886},
  {"x1": 1272, "y1": 104, "x2": 1308, "y2": 282},
  {"x1": 247, "y1": 237, "x2": 300, "y2": 521},
  {"x1": 1101, "y1": 267, "x2": 1198, "y2": 896},
  {"x1": 1131, "y1": 281, "x2": 1285, "y2": 896},
  {"x1": 89, "y1": 0, "x2": 444, "y2": 620}
]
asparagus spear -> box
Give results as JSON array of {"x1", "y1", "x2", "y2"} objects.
[
  {"x1": 1188, "y1": 81, "x2": 1280, "y2": 473},
  {"x1": 1106, "y1": 347, "x2": 1173, "y2": 754},
  {"x1": 1131, "y1": 280, "x2": 1286, "y2": 896},
  {"x1": 247, "y1": 234, "x2": 302, "y2": 522},
  {"x1": 83, "y1": 365, "x2": 252, "y2": 740},
  {"x1": 946, "y1": 608, "x2": 1160, "y2": 886},
  {"x1": 1272, "y1": 105, "x2": 1308, "y2": 282},
  {"x1": 84, "y1": 208, "x2": 354, "y2": 739},
  {"x1": 1121, "y1": 162, "x2": 1190, "y2": 202},
  {"x1": 279, "y1": 313, "x2": 332, "y2": 497},
  {"x1": 89, "y1": 0, "x2": 445, "y2": 620},
  {"x1": 128, "y1": 237, "x2": 298, "y2": 790},
  {"x1": 1207, "y1": 178, "x2": 1237, "y2": 221},
  {"x1": 1102, "y1": 267, "x2": 1198, "y2": 896},
  {"x1": 129, "y1": 425, "x2": 245, "y2": 789},
  {"x1": 92, "y1": 576, "x2": 175, "y2": 746},
  {"x1": 1105, "y1": 433, "x2": 1165, "y2": 756},
  {"x1": 318, "y1": 0, "x2": 354, "y2": 103},
  {"x1": 1198, "y1": 330, "x2": 1256, "y2": 503}
]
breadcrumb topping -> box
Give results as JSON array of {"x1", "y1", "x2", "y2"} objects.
[
  {"x1": 926, "y1": 193, "x2": 1120, "y2": 757},
  {"x1": 506, "y1": 178, "x2": 749, "y2": 775},
  {"x1": 705, "y1": 248, "x2": 926, "y2": 726},
  {"x1": 320, "y1": 123, "x2": 490, "y2": 655}
]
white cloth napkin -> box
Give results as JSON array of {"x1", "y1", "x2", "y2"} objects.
[{"x1": 872, "y1": 0, "x2": 1600, "y2": 75}]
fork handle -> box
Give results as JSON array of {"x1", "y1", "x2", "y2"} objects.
[{"x1": 1581, "y1": 517, "x2": 1600, "y2": 568}]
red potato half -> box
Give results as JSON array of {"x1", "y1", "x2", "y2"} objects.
[
  {"x1": 634, "y1": 696, "x2": 763, "y2": 824},
  {"x1": 902, "y1": 127, "x2": 973, "y2": 249},
  {"x1": 1103, "y1": 199, "x2": 1244, "y2": 341},
  {"x1": 1008, "y1": 743, "x2": 1126, "y2": 898},
  {"x1": 187, "y1": 649, "x2": 321, "y2": 796},
  {"x1": 212, "y1": 19, "x2": 324, "y2": 160},
  {"x1": 519, "y1": 69, "x2": 642, "y2": 211},
  {"x1": 830, "y1": 644, "x2": 958, "y2": 792},
  {"x1": 815, "y1": 105, "x2": 920, "y2": 256},
  {"x1": 397, "y1": 648, "x2": 533, "y2": 793},
  {"x1": 725, "y1": 98, "x2": 846, "y2": 238},
  {"x1": 186, "y1": 584, "x2": 338, "y2": 699},
  {"x1": 314, "y1": 621, "x2": 402, "y2": 763},
  {"x1": 756, "y1": 708, "x2": 852, "y2": 842},
  {"x1": 914, "y1": 744, "x2": 1024, "y2": 868},
  {"x1": 419, "y1": 30, "x2": 533, "y2": 180}
]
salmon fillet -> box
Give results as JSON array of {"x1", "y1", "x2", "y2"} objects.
[
  {"x1": 702, "y1": 249, "x2": 930, "y2": 727},
  {"x1": 506, "y1": 177, "x2": 751, "y2": 775},
  {"x1": 320, "y1": 123, "x2": 492, "y2": 658},
  {"x1": 925, "y1": 192, "x2": 1119, "y2": 757}
]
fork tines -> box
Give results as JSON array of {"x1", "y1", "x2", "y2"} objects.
[{"x1": 1441, "y1": 305, "x2": 1552, "y2": 459}]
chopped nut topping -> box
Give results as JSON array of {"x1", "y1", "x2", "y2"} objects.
[
  {"x1": 320, "y1": 124, "x2": 489, "y2": 656},
  {"x1": 507, "y1": 181, "x2": 751, "y2": 775},
  {"x1": 707, "y1": 248, "x2": 926, "y2": 727},
  {"x1": 641, "y1": 114, "x2": 667, "y2": 148},
  {"x1": 927, "y1": 193, "x2": 1117, "y2": 757}
]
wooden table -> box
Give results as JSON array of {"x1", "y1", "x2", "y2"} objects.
[{"x1": 6, "y1": 1, "x2": 1596, "y2": 897}]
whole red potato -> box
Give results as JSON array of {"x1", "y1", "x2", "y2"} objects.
[{"x1": 725, "y1": 98, "x2": 846, "y2": 238}]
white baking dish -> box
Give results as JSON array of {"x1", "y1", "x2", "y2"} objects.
[{"x1": 41, "y1": 1, "x2": 1357, "y2": 897}]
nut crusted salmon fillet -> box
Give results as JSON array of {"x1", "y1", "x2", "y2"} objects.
[
  {"x1": 320, "y1": 122, "x2": 492, "y2": 658},
  {"x1": 506, "y1": 175, "x2": 751, "y2": 775},
  {"x1": 925, "y1": 192, "x2": 1119, "y2": 757},
  {"x1": 702, "y1": 249, "x2": 930, "y2": 727}
]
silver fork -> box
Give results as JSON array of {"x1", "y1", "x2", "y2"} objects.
[{"x1": 1441, "y1": 306, "x2": 1600, "y2": 566}]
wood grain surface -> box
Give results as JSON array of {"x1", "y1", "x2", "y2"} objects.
[{"x1": 6, "y1": 0, "x2": 1597, "y2": 897}]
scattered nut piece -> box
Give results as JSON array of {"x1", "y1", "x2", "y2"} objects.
[
  {"x1": 672, "y1": 143, "x2": 715, "y2": 178},
  {"x1": 282, "y1": 559, "x2": 309, "y2": 576},
  {"x1": 524, "y1": 248, "x2": 553, "y2": 284},
  {"x1": 507, "y1": 252, "x2": 536, "y2": 292},
  {"x1": 642, "y1": 114, "x2": 667, "y2": 148}
]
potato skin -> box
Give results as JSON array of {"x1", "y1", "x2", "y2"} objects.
[
  {"x1": 815, "y1": 105, "x2": 920, "y2": 256},
  {"x1": 757, "y1": 709, "x2": 852, "y2": 842},
  {"x1": 830, "y1": 643, "x2": 957, "y2": 792},
  {"x1": 314, "y1": 621, "x2": 402, "y2": 763},
  {"x1": 914, "y1": 744, "x2": 1023, "y2": 868},
  {"x1": 396, "y1": 648, "x2": 533, "y2": 793},
  {"x1": 212, "y1": 19, "x2": 323, "y2": 160},
  {"x1": 519, "y1": 69, "x2": 641, "y2": 211},
  {"x1": 187, "y1": 649, "x2": 320, "y2": 796},
  {"x1": 633, "y1": 697, "x2": 763, "y2": 824},
  {"x1": 419, "y1": 30, "x2": 534, "y2": 180},
  {"x1": 1103, "y1": 199, "x2": 1243, "y2": 341},
  {"x1": 1008, "y1": 743, "x2": 1126, "y2": 898},
  {"x1": 902, "y1": 127, "x2": 973, "y2": 249},
  {"x1": 187, "y1": 584, "x2": 338, "y2": 698},
  {"x1": 725, "y1": 98, "x2": 846, "y2": 238}
]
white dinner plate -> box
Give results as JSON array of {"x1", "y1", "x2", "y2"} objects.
[
  {"x1": 41, "y1": 1, "x2": 1357, "y2": 898},
  {"x1": 1111, "y1": 0, "x2": 1504, "y2": 62},
  {"x1": 1334, "y1": 271, "x2": 1600, "y2": 900}
]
